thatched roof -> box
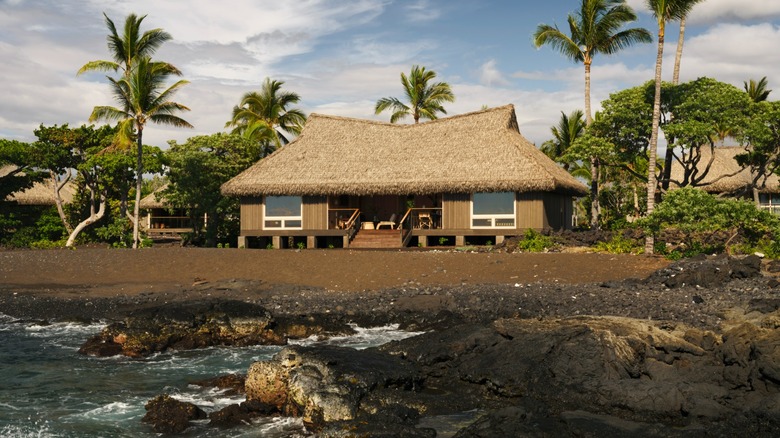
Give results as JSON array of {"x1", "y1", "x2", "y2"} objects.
[
  {"x1": 668, "y1": 146, "x2": 780, "y2": 194},
  {"x1": 2, "y1": 166, "x2": 76, "y2": 206},
  {"x1": 139, "y1": 185, "x2": 170, "y2": 209},
  {"x1": 222, "y1": 105, "x2": 588, "y2": 197}
]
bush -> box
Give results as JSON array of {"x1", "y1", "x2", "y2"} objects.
[
  {"x1": 517, "y1": 229, "x2": 556, "y2": 252},
  {"x1": 594, "y1": 233, "x2": 642, "y2": 254},
  {"x1": 639, "y1": 187, "x2": 780, "y2": 257}
]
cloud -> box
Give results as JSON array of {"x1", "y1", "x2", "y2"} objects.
[
  {"x1": 478, "y1": 60, "x2": 510, "y2": 87},
  {"x1": 404, "y1": 0, "x2": 442, "y2": 22},
  {"x1": 626, "y1": 0, "x2": 780, "y2": 23}
]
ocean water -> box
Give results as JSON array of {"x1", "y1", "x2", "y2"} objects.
[{"x1": 0, "y1": 313, "x2": 423, "y2": 437}]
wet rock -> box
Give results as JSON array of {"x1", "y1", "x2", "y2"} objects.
[
  {"x1": 191, "y1": 373, "x2": 246, "y2": 396},
  {"x1": 142, "y1": 394, "x2": 206, "y2": 433},
  {"x1": 647, "y1": 255, "x2": 762, "y2": 289},
  {"x1": 208, "y1": 404, "x2": 253, "y2": 428},
  {"x1": 245, "y1": 345, "x2": 422, "y2": 430},
  {"x1": 80, "y1": 301, "x2": 284, "y2": 357}
]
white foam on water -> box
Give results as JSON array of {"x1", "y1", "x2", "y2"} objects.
[
  {"x1": 289, "y1": 324, "x2": 425, "y2": 349},
  {"x1": 65, "y1": 401, "x2": 139, "y2": 421},
  {"x1": 24, "y1": 321, "x2": 106, "y2": 338},
  {"x1": 244, "y1": 416, "x2": 308, "y2": 438},
  {"x1": 172, "y1": 387, "x2": 245, "y2": 410},
  {"x1": 0, "y1": 421, "x2": 59, "y2": 438}
]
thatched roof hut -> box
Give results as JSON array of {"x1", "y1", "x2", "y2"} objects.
[
  {"x1": 222, "y1": 105, "x2": 588, "y2": 197},
  {"x1": 2, "y1": 166, "x2": 76, "y2": 205},
  {"x1": 669, "y1": 146, "x2": 780, "y2": 194},
  {"x1": 139, "y1": 185, "x2": 170, "y2": 209}
]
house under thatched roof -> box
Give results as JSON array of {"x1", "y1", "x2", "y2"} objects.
[
  {"x1": 2, "y1": 165, "x2": 76, "y2": 206},
  {"x1": 222, "y1": 105, "x2": 587, "y2": 197},
  {"x1": 669, "y1": 146, "x2": 780, "y2": 194},
  {"x1": 139, "y1": 185, "x2": 170, "y2": 209}
]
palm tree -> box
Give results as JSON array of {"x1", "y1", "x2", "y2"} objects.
[
  {"x1": 77, "y1": 13, "x2": 172, "y2": 77},
  {"x1": 533, "y1": 0, "x2": 651, "y2": 229},
  {"x1": 661, "y1": 15, "x2": 688, "y2": 191},
  {"x1": 744, "y1": 77, "x2": 772, "y2": 102},
  {"x1": 644, "y1": 0, "x2": 704, "y2": 254},
  {"x1": 375, "y1": 65, "x2": 455, "y2": 124},
  {"x1": 226, "y1": 78, "x2": 306, "y2": 150},
  {"x1": 89, "y1": 57, "x2": 192, "y2": 248},
  {"x1": 541, "y1": 110, "x2": 586, "y2": 172}
]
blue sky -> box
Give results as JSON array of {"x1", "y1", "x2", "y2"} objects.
[{"x1": 2, "y1": 0, "x2": 780, "y2": 148}]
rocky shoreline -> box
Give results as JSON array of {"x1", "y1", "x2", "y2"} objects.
[{"x1": 3, "y1": 254, "x2": 780, "y2": 436}]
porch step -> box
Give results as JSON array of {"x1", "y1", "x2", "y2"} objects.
[{"x1": 349, "y1": 229, "x2": 402, "y2": 248}]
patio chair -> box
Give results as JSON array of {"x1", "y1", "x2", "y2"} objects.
[
  {"x1": 376, "y1": 213, "x2": 397, "y2": 229},
  {"x1": 417, "y1": 212, "x2": 432, "y2": 229}
]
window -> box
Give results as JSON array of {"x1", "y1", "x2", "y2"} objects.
[
  {"x1": 471, "y1": 192, "x2": 516, "y2": 228},
  {"x1": 264, "y1": 196, "x2": 302, "y2": 229}
]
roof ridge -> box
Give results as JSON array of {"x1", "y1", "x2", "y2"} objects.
[{"x1": 308, "y1": 104, "x2": 517, "y2": 128}]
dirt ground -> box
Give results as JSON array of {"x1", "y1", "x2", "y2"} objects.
[{"x1": 0, "y1": 247, "x2": 669, "y2": 296}]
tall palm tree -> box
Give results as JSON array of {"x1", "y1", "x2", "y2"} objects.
[
  {"x1": 78, "y1": 12, "x2": 175, "y2": 241},
  {"x1": 77, "y1": 13, "x2": 172, "y2": 77},
  {"x1": 89, "y1": 57, "x2": 192, "y2": 248},
  {"x1": 534, "y1": 0, "x2": 651, "y2": 229},
  {"x1": 644, "y1": 0, "x2": 704, "y2": 254},
  {"x1": 541, "y1": 110, "x2": 586, "y2": 172},
  {"x1": 661, "y1": 15, "x2": 688, "y2": 191},
  {"x1": 226, "y1": 78, "x2": 306, "y2": 150},
  {"x1": 744, "y1": 77, "x2": 772, "y2": 102},
  {"x1": 375, "y1": 65, "x2": 455, "y2": 124}
]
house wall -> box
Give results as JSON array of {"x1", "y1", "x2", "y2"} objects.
[
  {"x1": 516, "y1": 192, "x2": 544, "y2": 229},
  {"x1": 240, "y1": 196, "x2": 263, "y2": 232},
  {"x1": 442, "y1": 193, "x2": 470, "y2": 229},
  {"x1": 542, "y1": 193, "x2": 573, "y2": 230},
  {"x1": 303, "y1": 195, "x2": 328, "y2": 230}
]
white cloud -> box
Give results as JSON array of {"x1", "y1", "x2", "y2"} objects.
[
  {"x1": 478, "y1": 59, "x2": 510, "y2": 87},
  {"x1": 404, "y1": 0, "x2": 442, "y2": 22},
  {"x1": 626, "y1": 0, "x2": 780, "y2": 23}
]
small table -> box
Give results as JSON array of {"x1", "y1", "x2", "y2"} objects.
[{"x1": 362, "y1": 222, "x2": 375, "y2": 230}]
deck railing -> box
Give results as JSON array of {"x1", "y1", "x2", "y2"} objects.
[{"x1": 399, "y1": 207, "x2": 442, "y2": 231}]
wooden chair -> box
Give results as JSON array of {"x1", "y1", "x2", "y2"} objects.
[
  {"x1": 417, "y1": 212, "x2": 432, "y2": 229},
  {"x1": 376, "y1": 213, "x2": 397, "y2": 230}
]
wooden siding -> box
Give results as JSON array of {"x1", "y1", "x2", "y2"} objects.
[
  {"x1": 303, "y1": 195, "x2": 328, "y2": 230},
  {"x1": 516, "y1": 192, "x2": 544, "y2": 229},
  {"x1": 542, "y1": 193, "x2": 573, "y2": 230},
  {"x1": 240, "y1": 196, "x2": 263, "y2": 232},
  {"x1": 442, "y1": 193, "x2": 470, "y2": 229}
]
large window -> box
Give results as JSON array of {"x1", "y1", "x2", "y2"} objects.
[
  {"x1": 472, "y1": 192, "x2": 516, "y2": 228},
  {"x1": 264, "y1": 196, "x2": 302, "y2": 229}
]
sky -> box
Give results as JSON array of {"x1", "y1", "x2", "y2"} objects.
[{"x1": 2, "y1": 0, "x2": 780, "y2": 149}]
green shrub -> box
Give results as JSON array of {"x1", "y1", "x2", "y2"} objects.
[
  {"x1": 594, "y1": 233, "x2": 642, "y2": 254},
  {"x1": 639, "y1": 187, "x2": 780, "y2": 258},
  {"x1": 517, "y1": 229, "x2": 555, "y2": 252}
]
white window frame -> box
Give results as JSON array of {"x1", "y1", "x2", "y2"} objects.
[
  {"x1": 470, "y1": 192, "x2": 516, "y2": 229},
  {"x1": 263, "y1": 196, "x2": 303, "y2": 230}
]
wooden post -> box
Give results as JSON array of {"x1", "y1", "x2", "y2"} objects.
[
  {"x1": 343, "y1": 235, "x2": 350, "y2": 248},
  {"x1": 495, "y1": 235, "x2": 505, "y2": 245},
  {"x1": 418, "y1": 235, "x2": 428, "y2": 247},
  {"x1": 455, "y1": 236, "x2": 465, "y2": 246},
  {"x1": 272, "y1": 235, "x2": 281, "y2": 249},
  {"x1": 307, "y1": 235, "x2": 316, "y2": 249},
  {"x1": 237, "y1": 235, "x2": 247, "y2": 249}
]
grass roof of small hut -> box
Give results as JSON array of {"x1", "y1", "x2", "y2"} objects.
[
  {"x1": 669, "y1": 146, "x2": 780, "y2": 194},
  {"x1": 2, "y1": 166, "x2": 76, "y2": 205},
  {"x1": 221, "y1": 105, "x2": 588, "y2": 197}
]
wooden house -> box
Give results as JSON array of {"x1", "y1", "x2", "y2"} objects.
[
  {"x1": 139, "y1": 185, "x2": 201, "y2": 239},
  {"x1": 221, "y1": 105, "x2": 588, "y2": 248}
]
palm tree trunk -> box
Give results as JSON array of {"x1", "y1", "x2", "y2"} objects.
[
  {"x1": 662, "y1": 16, "x2": 686, "y2": 191},
  {"x1": 584, "y1": 60, "x2": 600, "y2": 230},
  {"x1": 133, "y1": 129, "x2": 143, "y2": 249},
  {"x1": 645, "y1": 28, "x2": 666, "y2": 255}
]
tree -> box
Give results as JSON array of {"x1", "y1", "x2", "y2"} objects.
[
  {"x1": 77, "y1": 13, "x2": 172, "y2": 77},
  {"x1": 737, "y1": 101, "x2": 780, "y2": 203},
  {"x1": 644, "y1": 0, "x2": 704, "y2": 254},
  {"x1": 375, "y1": 65, "x2": 455, "y2": 124},
  {"x1": 541, "y1": 110, "x2": 586, "y2": 172},
  {"x1": 226, "y1": 78, "x2": 306, "y2": 151},
  {"x1": 30, "y1": 124, "x2": 120, "y2": 247},
  {"x1": 744, "y1": 77, "x2": 772, "y2": 103},
  {"x1": 165, "y1": 134, "x2": 264, "y2": 246},
  {"x1": 533, "y1": 0, "x2": 651, "y2": 228},
  {"x1": 89, "y1": 56, "x2": 192, "y2": 248}
]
